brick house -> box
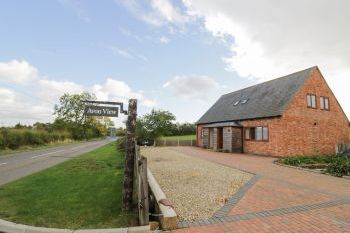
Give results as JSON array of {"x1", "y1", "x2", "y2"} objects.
[{"x1": 196, "y1": 67, "x2": 349, "y2": 157}]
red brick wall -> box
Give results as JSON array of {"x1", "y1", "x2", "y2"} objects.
[
  {"x1": 243, "y1": 67, "x2": 349, "y2": 157},
  {"x1": 242, "y1": 117, "x2": 283, "y2": 156}
]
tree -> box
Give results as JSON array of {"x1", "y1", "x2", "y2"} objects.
[
  {"x1": 54, "y1": 92, "x2": 95, "y2": 124},
  {"x1": 136, "y1": 110, "x2": 176, "y2": 141},
  {"x1": 53, "y1": 92, "x2": 109, "y2": 140}
]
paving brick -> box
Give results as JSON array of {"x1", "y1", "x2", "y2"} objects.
[{"x1": 168, "y1": 147, "x2": 350, "y2": 233}]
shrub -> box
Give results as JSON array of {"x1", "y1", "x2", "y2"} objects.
[
  {"x1": 23, "y1": 131, "x2": 44, "y2": 146},
  {"x1": 7, "y1": 130, "x2": 24, "y2": 149},
  {"x1": 325, "y1": 156, "x2": 350, "y2": 177},
  {"x1": 0, "y1": 133, "x2": 5, "y2": 150},
  {"x1": 279, "y1": 155, "x2": 337, "y2": 166},
  {"x1": 116, "y1": 137, "x2": 126, "y2": 152}
]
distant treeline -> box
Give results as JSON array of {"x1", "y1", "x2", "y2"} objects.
[
  {"x1": 165, "y1": 122, "x2": 196, "y2": 136},
  {"x1": 0, "y1": 121, "x2": 107, "y2": 150},
  {"x1": 0, "y1": 92, "x2": 113, "y2": 151}
]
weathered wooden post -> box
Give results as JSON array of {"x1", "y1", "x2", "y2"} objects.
[
  {"x1": 138, "y1": 156, "x2": 149, "y2": 225},
  {"x1": 123, "y1": 99, "x2": 137, "y2": 211}
]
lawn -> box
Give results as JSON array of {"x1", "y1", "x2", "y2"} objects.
[
  {"x1": 0, "y1": 143, "x2": 137, "y2": 229},
  {"x1": 160, "y1": 134, "x2": 196, "y2": 140}
]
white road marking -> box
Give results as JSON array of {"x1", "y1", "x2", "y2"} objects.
[
  {"x1": 0, "y1": 162, "x2": 7, "y2": 166},
  {"x1": 31, "y1": 150, "x2": 65, "y2": 159}
]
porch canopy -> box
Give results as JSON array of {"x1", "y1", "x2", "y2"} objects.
[{"x1": 202, "y1": 121, "x2": 242, "y2": 128}]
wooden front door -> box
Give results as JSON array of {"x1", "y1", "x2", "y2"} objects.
[{"x1": 217, "y1": 128, "x2": 223, "y2": 150}]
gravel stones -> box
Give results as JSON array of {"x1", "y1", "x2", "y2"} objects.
[{"x1": 142, "y1": 147, "x2": 252, "y2": 222}]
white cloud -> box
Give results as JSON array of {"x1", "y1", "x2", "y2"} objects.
[
  {"x1": 117, "y1": 0, "x2": 188, "y2": 26},
  {"x1": 38, "y1": 79, "x2": 85, "y2": 102},
  {"x1": 58, "y1": 0, "x2": 91, "y2": 22},
  {"x1": 163, "y1": 74, "x2": 223, "y2": 101},
  {"x1": 0, "y1": 88, "x2": 16, "y2": 104},
  {"x1": 182, "y1": 0, "x2": 350, "y2": 117},
  {"x1": 111, "y1": 47, "x2": 149, "y2": 62},
  {"x1": 111, "y1": 47, "x2": 133, "y2": 59},
  {"x1": 0, "y1": 60, "x2": 156, "y2": 126},
  {"x1": 93, "y1": 78, "x2": 156, "y2": 108},
  {"x1": 0, "y1": 60, "x2": 38, "y2": 84},
  {"x1": 159, "y1": 36, "x2": 170, "y2": 44}
]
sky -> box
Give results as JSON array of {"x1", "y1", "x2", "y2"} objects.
[{"x1": 0, "y1": 0, "x2": 349, "y2": 127}]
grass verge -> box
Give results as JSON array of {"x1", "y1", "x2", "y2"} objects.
[
  {"x1": 160, "y1": 135, "x2": 196, "y2": 140},
  {"x1": 0, "y1": 140, "x2": 78, "y2": 157},
  {"x1": 0, "y1": 143, "x2": 136, "y2": 229},
  {"x1": 0, "y1": 138, "x2": 104, "y2": 157}
]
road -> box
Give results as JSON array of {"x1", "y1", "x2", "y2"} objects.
[{"x1": 0, "y1": 138, "x2": 115, "y2": 185}]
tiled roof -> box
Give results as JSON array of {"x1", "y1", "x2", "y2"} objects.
[{"x1": 197, "y1": 67, "x2": 315, "y2": 124}]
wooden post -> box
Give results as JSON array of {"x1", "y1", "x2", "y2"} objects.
[
  {"x1": 132, "y1": 144, "x2": 140, "y2": 207},
  {"x1": 123, "y1": 99, "x2": 137, "y2": 211},
  {"x1": 138, "y1": 156, "x2": 149, "y2": 225}
]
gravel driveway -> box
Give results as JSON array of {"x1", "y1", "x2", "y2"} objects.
[{"x1": 141, "y1": 147, "x2": 252, "y2": 221}]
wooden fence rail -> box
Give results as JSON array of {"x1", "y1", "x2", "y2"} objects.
[{"x1": 154, "y1": 139, "x2": 197, "y2": 147}]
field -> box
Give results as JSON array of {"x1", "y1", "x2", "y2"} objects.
[{"x1": 0, "y1": 143, "x2": 136, "y2": 229}]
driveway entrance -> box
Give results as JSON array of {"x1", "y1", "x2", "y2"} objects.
[{"x1": 171, "y1": 147, "x2": 350, "y2": 233}]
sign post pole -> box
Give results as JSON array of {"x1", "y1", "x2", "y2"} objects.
[{"x1": 122, "y1": 99, "x2": 137, "y2": 211}]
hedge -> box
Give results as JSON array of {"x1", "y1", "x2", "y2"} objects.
[{"x1": 0, "y1": 129, "x2": 72, "y2": 150}]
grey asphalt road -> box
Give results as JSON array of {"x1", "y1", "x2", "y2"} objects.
[{"x1": 0, "y1": 137, "x2": 116, "y2": 186}]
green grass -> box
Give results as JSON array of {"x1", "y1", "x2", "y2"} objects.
[
  {"x1": 160, "y1": 134, "x2": 196, "y2": 140},
  {"x1": 0, "y1": 143, "x2": 136, "y2": 229}
]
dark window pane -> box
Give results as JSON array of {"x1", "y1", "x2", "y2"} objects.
[{"x1": 250, "y1": 128, "x2": 256, "y2": 140}]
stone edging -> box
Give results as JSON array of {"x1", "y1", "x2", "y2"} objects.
[
  {"x1": 273, "y1": 160, "x2": 350, "y2": 179},
  {"x1": 0, "y1": 219, "x2": 150, "y2": 233}
]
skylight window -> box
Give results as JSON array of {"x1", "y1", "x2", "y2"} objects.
[{"x1": 233, "y1": 101, "x2": 240, "y2": 106}]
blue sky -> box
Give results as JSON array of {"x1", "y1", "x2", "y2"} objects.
[{"x1": 0, "y1": 0, "x2": 349, "y2": 126}]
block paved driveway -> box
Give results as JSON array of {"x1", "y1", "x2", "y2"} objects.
[{"x1": 170, "y1": 147, "x2": 350, "y2": 233}]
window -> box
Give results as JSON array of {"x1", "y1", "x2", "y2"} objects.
[
  {"x1": 256, "y1": 127, "x2": 263, "y2": 140},
  {"x1": 245, "y1": 126, "x2": 268, "y2": 141},
  {"x1": 250, "y1": 128, "x2": 256, "y2": 140},
  {"x1": 263, "y1": 127, "x2": 268, "y2": 140},
  {"x1": 233, "y1": 100, "x2": 240, "y2": 106},
  {"x1": 245, "y1": 128, "x2": 250, "y2": 140},
  {"x1": 307, "y1": 94, "x2": 316, "y2": 108},
  {"x1": 241, "y1": 99, "x2": 249, "y2": 104},
  {"x1": 320, "y1": 96, "x2": 330, "y2": 110}
]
